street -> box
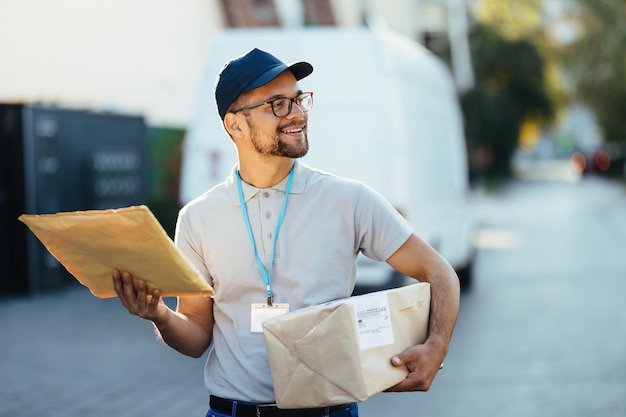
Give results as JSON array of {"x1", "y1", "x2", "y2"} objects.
[
  {"x1": 360, "y1": 173, "x2": 626, "y2": 416},
  {"x1": 2, "y1": 172, "x2": 626, "y2": 417}
]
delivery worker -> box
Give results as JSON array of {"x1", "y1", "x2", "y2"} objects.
[{"x1": 112, "y1": 48, "x2": 460, "y2": 417}]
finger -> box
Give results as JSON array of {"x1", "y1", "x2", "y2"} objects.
[
  {"x1": 112, "y1": 270, "x2": 128, "y2": 307},
  {"x1": 385, "y1": 363, "x2": 434, "y2": 392},
  {"x1": 390, "y1": 351, "x2": 417, "y2": 368},
  {"x1": 386, "y1": 375, "x2": 431, "y2": 392},
  {"x1": 121, "y1": 272, "x2": 139, "y2": 314},
  {"x1": 386, "y1": 348, "x2": 438, "y2": 392},
  {"x1": 390, "y1": 345, "x2": 432, "y2": 369},
  {"x1": 148, "y1": 289, "x2": 162, "y2": 317},
  {"x1": 135, "y1": 279, "x2": 149, "y2": 317},
  {"x1": 391, "y1": 355, "x2": 404, "y2": 367}
]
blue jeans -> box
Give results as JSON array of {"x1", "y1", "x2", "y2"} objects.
[{"x1": 206, "y1": 402, "x2": 358, "y2": 417}]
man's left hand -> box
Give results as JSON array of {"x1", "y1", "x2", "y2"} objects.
[{"x1": 385, "y1": 342, "x2": 445, "y2": 392}]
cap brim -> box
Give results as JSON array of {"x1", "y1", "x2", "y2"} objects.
[
  {"x1": 288, "y1": 61, "x2": 314, "y2": 81},
  {"x1": 244, "y1": 61, "x2": 313, "y2": 93}
]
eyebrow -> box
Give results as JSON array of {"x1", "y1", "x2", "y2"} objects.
[{"x1": 263, "y1": 89, "x2": 304, "y2": 102}]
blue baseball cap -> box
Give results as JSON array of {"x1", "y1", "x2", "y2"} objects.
[{"x1": 215, "y1": 48, "x2": 313, "y2": 119}]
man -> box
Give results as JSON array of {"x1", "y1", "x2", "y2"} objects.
[{"x1": 113, "y1": 48, "x2": 459, "y2": 417}]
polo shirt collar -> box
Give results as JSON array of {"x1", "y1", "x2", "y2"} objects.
[{"x1": 227, "y1": 160, "x2": 306, "y2": 206}]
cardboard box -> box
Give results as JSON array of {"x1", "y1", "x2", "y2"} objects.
[{"x1": 262, "y1": 282, "x2": 430, "y2": 408}]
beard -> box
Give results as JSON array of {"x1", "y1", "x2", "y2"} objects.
[{"x1": 247, "y1": 117, "x2": 309, "y2": 158}]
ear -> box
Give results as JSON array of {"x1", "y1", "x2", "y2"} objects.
[{"x1": 223, "y1": 112, "x2": 244, "y2": 139}]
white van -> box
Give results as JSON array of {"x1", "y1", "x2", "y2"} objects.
[{"x1": 180, "y1": 27, "x2": 476, "y2": 290}]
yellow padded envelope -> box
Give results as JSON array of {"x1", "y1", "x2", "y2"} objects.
[{"x1": 18, "y1": 205, "x2": 214, "y2": 298}]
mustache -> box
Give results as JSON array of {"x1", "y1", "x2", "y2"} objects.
[{"x1": 278, "y1": 120, "x2": 307, "y2": 130}]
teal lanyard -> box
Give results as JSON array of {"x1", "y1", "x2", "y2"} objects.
[{"x1": 237, "y1": 165, "x2": 295, "y2": 306}]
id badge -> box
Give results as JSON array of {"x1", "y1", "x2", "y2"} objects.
[{"x1": 250, "y1": 303, "x2": 289, "y2": 333}]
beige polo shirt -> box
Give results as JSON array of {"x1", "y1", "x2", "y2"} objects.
[{"x1": 175, "y1": 160, "x2": 412, "y2": 403}]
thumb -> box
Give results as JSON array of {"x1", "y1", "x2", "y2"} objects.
[
  {"x1": 390, "y1": 344, "x2": 421, "y2": 367},
  {"x1": 391, "y1": 354, "x2": 406, "y2": 367}
]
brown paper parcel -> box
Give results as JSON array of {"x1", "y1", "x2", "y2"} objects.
[
  {"x1": 18, "y1": 205, "x2": 214, "y2": 298},
  {"x1": 262, "y1": 282, "x2": 430, "y2": 408}
]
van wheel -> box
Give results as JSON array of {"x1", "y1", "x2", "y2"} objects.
[
  {"x1": 352, "y1": 270, "x2": 406, "y2": 296},
  {"x1": 456, "y1": 261, "x2": 473, "y2": 291}
]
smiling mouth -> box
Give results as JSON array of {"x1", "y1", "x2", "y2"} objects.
[{"x1": 281, "y1": 124, "x2": 306, "y2": 134}]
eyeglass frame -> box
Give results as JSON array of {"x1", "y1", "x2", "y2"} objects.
[{"x1": 230, "y1": 92, "x2": 313, "y2": 118}]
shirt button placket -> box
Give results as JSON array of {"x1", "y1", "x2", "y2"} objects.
[{"x1": 260, "y1": 190, "x2": 275, "y2": 254}]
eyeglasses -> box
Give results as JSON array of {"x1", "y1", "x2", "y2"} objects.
[{"x1": 231, "y1": 92, "x2": 313, "y2": 118}]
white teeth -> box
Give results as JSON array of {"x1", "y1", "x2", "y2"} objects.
[{"x1": 283, "y1": 127, "x2": 303, "y2": 133}]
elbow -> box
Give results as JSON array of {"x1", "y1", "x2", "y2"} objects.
[
  {"x1": 187, "y1": 337, "x2": 212, "y2": 359},
  {"x1": 180, "y1": 340, "x2": 211, "y2": 359},
  {"x1": 187, "y1": 349, "x2": 207, "y2": 359}
]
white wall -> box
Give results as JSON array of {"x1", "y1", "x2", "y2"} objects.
[
  {"x1": 367, "y1": 0, "x2": 417, "y2": 37},
  {"x1": 0, "y1": 0, "x2": 462, "y2": 127},
  {"x1": 0, "y1": 0, "x2": 220, "y2": 126}
]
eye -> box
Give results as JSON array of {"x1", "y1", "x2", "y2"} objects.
[{"x1": 272, "y1": 99, "x2": 288, "y2": 111}]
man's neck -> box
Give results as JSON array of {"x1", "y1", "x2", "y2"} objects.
[{"x1": 238, "y1": 158, "x2": 295, "y2": 188}]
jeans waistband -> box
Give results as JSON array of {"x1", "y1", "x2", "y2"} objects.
[{"x1": 209, "y1": 395, "x2": 351, "y2": 417}]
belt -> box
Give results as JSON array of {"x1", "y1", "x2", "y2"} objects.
[{"x1": 209, "y1": 395, "x2": 350, "y2": 417}]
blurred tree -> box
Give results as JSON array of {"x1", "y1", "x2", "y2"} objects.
[
  {"x1": 474, "y1": 0, "x2": 543, "y2": 41},
  {"x1": 460, "y1": 23, "x2": 554, "y2": 179},
  {"x1": 559, "y1": 0, "x2": 626, "y2": 142}
]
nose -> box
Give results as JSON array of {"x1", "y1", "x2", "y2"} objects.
[{"x1": 286, "y1": 100, "x2": 306, "y2": 118}]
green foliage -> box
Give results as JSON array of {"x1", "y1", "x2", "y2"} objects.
[
  {"x1": 460, "y1": 23, "x2": 554, "y2": 179},
  {"x1": 559, "y1": 0, "x2": 626, "y2": 142},
  {"x1": 146, "y1": 126, "x2": 185, "y2": 238}
]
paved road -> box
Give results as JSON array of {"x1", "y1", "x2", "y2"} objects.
[
  {"x1": 360, "y1": 174, "x2": 626, "y2": 416},
  {"x1": 2, "y1": 173, "x2": 626, "y2": 417},
  {"x1": 1, "y1": 288, "x2": 209, "y2": 417}
]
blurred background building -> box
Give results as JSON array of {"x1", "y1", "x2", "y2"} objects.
[{"x1": 0, "y1": 0, "x2": 588, "y2": 130}]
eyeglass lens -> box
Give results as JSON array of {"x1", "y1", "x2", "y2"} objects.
[{"x1": 272, "y1": 93, "x2": 312, "y2": 117}]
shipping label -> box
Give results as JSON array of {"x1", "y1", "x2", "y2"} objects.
[{"x1": 352, "y1": 293, "x2": 394, "y2": 350}]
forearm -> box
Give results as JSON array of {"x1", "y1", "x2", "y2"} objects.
[
  {"x1": 423, "y1": 262, "x2": 460, "y2": 357},
  {"x1": 113, "y1": 271, "x2": 214, "y2": 358},
  {"x1": 153, "y1": 309, "x2": 213, "y2": 358},
  {"x1": 386, "y1": 234, "x2": 460, "y2": 361}
]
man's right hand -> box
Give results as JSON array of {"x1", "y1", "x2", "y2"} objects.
[{"x1": 112, "y1": 269, "x2": 171, "y2": 325}]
